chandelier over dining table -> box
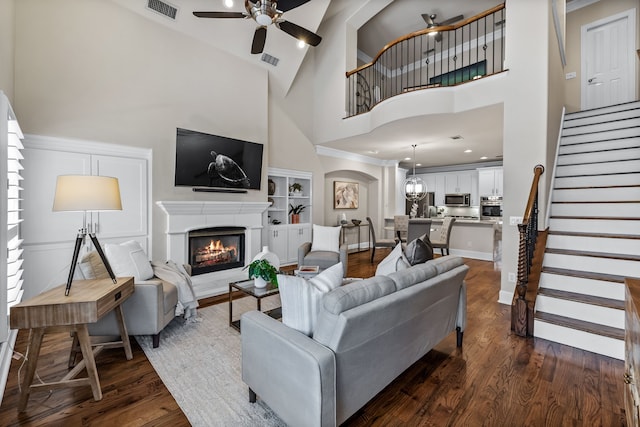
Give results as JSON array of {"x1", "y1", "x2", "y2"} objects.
[{"x1": 404, "y1": 144, "x2": 427, "y2": 202}]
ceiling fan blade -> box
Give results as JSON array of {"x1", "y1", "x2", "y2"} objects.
[
  {"x1": 277, "y1": 0, "x2": 312, "y2": 13},
  {"x1": 251, "y1": 26, "x2": 267, "y2": 54},
  {"x1": 421, "y1": 13, "x2": 435, "y2": 26},
  {"x1": 438, "y1": 14, "x2": 464, "y2": 26},
  {"x1": 278, "y1": 20, "x2": 322, "y2": 47},
  {"x1": 193, "y1": 11, "x2": 246, "y2": 19}
]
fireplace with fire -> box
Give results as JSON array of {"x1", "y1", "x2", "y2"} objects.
[{"x1": 188, "y1": 227, "x2": 245, "y2": 276}]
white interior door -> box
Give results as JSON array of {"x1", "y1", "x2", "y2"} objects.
[{"x1": 581, "y1": 9, "x2": 636, "y2": 110}]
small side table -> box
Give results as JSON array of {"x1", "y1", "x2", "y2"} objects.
[
  {"x1": 10, "y1": 277, "x2": 135, "y2": 412},
  {"x1": 228, "y1": 279, "x2": 281, "y2": 332}
]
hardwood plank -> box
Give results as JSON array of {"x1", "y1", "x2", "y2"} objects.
[{"x1": 0, "y1": 253, "x2": 626, "y2": 426}]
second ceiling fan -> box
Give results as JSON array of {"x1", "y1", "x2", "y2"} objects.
[
  {"x1": 193, "y1": 0, "x2": 322, "y2": 54},
  {"x1": 422, "y1": 12, "x2": 464, "y2": 42}
]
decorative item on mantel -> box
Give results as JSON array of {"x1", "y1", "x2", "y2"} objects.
[{"x1": 289, "y1": 203, "x2": 306, "y2": 224}]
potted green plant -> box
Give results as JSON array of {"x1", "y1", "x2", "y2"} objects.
[
  {"x1": 289, "y1": 182, "x2": 303, "y2": 196},
  {"x1": 247, "y1": 259, "x2": 278, "y2": 288},
  {"x1": 289, "y1": 203, "x2": 306, "y2": 224}
]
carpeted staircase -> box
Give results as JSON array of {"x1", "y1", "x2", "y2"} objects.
[{"x1": 533, "y1": 101, "x2": 640, "y2": 360}]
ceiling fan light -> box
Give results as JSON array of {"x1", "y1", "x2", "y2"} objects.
[
  {"x1": 224, "y1": 0, "x2": 234, "y2": 8},
  {"x1": 297, "y1": 39, "x2": 306, "y2": 49},
  {"x1": 255, "y1": 13, "x2": 272, "y2": 26},
  {"x1": 428, "y1": 31, "x2": 438, "y2": 36}
]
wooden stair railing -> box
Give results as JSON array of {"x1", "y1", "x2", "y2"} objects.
[{"x1": 511, "y1": 164, "x2": 545, "y2": 337}]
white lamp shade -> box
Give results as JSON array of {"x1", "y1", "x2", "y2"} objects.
[{"x1": 52, "y1": 175, "x2": 122, "y2": 212}]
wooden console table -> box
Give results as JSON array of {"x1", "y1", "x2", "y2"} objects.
[{"x1": 9, "y1": 277, "x2": 135, "y2": 412}]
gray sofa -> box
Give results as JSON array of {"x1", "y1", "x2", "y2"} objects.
[{"x1": 241, "y1": 255, "x2": 468, "y2": 426}]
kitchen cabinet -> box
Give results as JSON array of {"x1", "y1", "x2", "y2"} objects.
[
  {"x1": 435, "y1": 174, "x2": 446, "y2": 206},
  {"x1": 445, "y1": 171, "x2": 473, "y2": 194},
  {"x1": 267, "y1": 168, "x2": 313, "y2": 265},
  {"x1": 21, "y1": 136, "x2": 151, "y2": 298},
  {"x1": 478, "y1": 167, "x2": 503, "y2": 197}
]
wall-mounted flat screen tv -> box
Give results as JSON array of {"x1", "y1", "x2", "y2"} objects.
[{"x1": 174, "y1": 128, "x2": 264, "y2": 191}]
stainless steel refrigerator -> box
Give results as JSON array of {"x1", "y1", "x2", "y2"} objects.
[{"x1": 405, "y1": 192, "x2": 436, "y2": 217}]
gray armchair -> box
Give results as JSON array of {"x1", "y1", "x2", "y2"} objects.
[
  {"x1": 297, "y1": 225, "x2": 348, "y2": 277},
  {"x1": 77, "y1": 250, "x2": 178, "y2": 348}
]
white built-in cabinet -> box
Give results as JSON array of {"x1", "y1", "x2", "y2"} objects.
[
  {"x1": 418, "y1": 170, "x2": 479, "y2": 206},
  {"x1": 21, "y1": 136, "x2": 151, "y2": 298},
  {"x1": 267, "y1": 167, "x2": 312, "y2": 265},
  {"x1": 478, "y1": 167, "x2": 503, "y2": 197}
]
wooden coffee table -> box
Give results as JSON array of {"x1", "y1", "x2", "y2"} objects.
[{"x1": 228, "y1": 279, "x2": 281, "y2": 332}]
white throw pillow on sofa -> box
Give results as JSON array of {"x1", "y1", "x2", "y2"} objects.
[
  {"x1": 310, "y1": 224, "x2": 341, "y2": 253},
  {"x1": 104, "y1": 240, "x2": 154, "y2": 281},
  {"x1": 277, "y1": 262, "x2": 343, "y2": 336},
  {"x1": 375, "y1": 243, "x2": 410, "y2": 276}
]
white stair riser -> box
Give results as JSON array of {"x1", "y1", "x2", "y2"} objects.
[
  {"x1": 539, "y1": 272, "x2": 625, "y2": 300},
  {"x1": 536, "y1": 295, "x2": 624, "y2": 328},
  {"x1": 561, "y1": 127, "x2": 640, "y2": 145},
  {"x1": 559, "y1": 137, "x2": 640, "y2": 155},
  {"x1": 542, "y1": 253, "x2": 640, "y2": 277},
  {"x1": 562, "y1": 118, "x2": 640, "y2": 136},
  {"x1": 556, "y1": 160, "x2": 640, "y2": 176},
  {"x1": 565, "y1": 102, "x2": 640, "y2": 120},
  {"x1": 564, "y1": 109, "x2": 640, "y2": 128},
  {"x1": 557, "y1": 148, "x2": 640, "y2": 165},
  {"x1": 546, "y1": 234, "x2": 640, "y2": 256},
  {"x1": 555, "y1": 173, "x2": 640, "y2": 188},
  {"x1": 533, "y1": 320, "x2": 624, "y2": 360},
  {"x1": 550, "y1": 202, "x2": 640, "y2": 217},
  {"x1": 552, "y1": 187, "x2": 640, "y2": 202},
  {"x1": 549, "y1": 218, "x2": 640, "y2": 235}
]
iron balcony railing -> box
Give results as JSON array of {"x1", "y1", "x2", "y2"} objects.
[{"x1": 345, "y1": 4, "x2": 506, "y2": 118}]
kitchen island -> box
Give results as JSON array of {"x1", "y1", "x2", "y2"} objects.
[{"x1": 428, "y1": 217, "x2": 502, "y2": 262}]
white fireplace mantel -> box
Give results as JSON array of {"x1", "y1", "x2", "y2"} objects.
[{"x1": 156, "y1": 201, "x2": 270, "y2": 298}]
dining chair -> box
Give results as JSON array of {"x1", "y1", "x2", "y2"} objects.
[
  {"x1": 366, "y1": 217, "x2": 397, "y2": 263},
  {"x1": 432, "y1": 217, "x2": 456, "y2": 256},
  {"x1": 394, "y1": 215, "x2": 409, "y2": 243}
]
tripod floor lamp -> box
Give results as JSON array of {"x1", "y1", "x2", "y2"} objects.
[{"x1": 52, "y1": 175, "x2": 122, "y2": 296}]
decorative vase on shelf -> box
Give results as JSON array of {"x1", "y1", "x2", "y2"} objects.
[
  {"x1": 291, "y1": 214, "x2": 300, "y2": 224},
  {"x1": 254, "y1": 277, "x2": 268, "y2": 288},
  {"x1": 268, "y1": 179, "x2": 276, "y2": 196}
]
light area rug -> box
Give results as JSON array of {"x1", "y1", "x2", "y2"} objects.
[{"x1": 136, "y1": 296, "x2": 286, "y2": 427}]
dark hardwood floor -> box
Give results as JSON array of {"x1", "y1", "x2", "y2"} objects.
[{"x1": 0, "y1": 250, "x2": 627, "y2": 426}]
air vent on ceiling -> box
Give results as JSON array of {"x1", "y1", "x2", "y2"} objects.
[
  {"x1": 147, "y1": 0, "x2": 178, "y2": 20},
  {"x1": 261, "y1": 53, "x2": 279, "y2": 67},
  {"x1": 450, "y1": 135, "x2": 464, "y2": 140}
]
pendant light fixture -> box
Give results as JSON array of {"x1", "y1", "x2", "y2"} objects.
[{"x1": 404, "y1": 144, "x2": 427, "y2": 202}]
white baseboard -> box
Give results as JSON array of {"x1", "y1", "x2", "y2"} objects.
[
  {"x1": 448, "y1": 249, "x2": 493, "y2": 261},
  {"x1": 498, "y1": 290, "x2": 513, "y2": 305},
  {"x1": 0, "y1": 329, "x2": 18, "y2": 405}
]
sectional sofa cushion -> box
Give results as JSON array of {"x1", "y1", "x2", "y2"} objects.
[
  {"x1": 375, "y1": 243, "x2": 410, "y2": 276},
  {"x1": 429, "y1": 255, "x2": 465, "y2": 274},
  {"x1": 320, "y1": 275, "x2": 396, "y2": 316},
  {"x1": 404, "y1": 236, "x2": 433, "y2": 265},
  {"x1": 277, "y1": 262, "x2": 344, "y2": 336}
]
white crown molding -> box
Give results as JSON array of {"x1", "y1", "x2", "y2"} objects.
[
  {"x1": 315, "y1": 145, "x2": 398, "y2": 167},
  {"x1": 23, "y1": 134, "x2": 152, "y2": 159},
  {"x1": 567, "y1": 0, "x2": 600, "y2": 13}
]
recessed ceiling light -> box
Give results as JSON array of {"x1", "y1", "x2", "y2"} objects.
[
  {"x1": 404, "y1": 157, "x2": 411, "y2": 161},
  {"x1": 480, "y1": 156, "x2": 488, "y2": 160},
  {"x1": 416, "y1": 163, "x2": 422, "y2": 167},
  {"x1": 224, "y1": 0, "x2": 234, "y2": 8},
  {"x1": 464, "y1": 149, "x2": 472, "y2": 153}
]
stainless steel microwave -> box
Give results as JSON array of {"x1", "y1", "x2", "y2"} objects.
[{"x1": 445, "y1": 193, "x2": 471, "y2": 207}]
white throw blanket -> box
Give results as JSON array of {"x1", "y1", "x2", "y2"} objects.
[{"x1": 151, "y1": 260, "x2": 199, "y2": 322}]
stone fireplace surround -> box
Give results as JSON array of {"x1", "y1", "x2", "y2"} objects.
[{"x1": 156, "y1": 201, "x2": 269, "y2": 299}]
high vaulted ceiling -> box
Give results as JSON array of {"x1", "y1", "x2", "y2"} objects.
[{"x1": 111, "y1": 0, "x2": 507, "y2": 170}]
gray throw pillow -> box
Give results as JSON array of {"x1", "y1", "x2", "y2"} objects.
[{"x1": 404, "y1": 235, "x2": 434, "y2": 265}]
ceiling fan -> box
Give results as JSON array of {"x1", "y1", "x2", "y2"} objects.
[
  {"x1": 193, "y1": 0, "x2": 322, "y2": 55},
  {"x1": 421, "y1": 13, "x2": 464, "y2": 42}
]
